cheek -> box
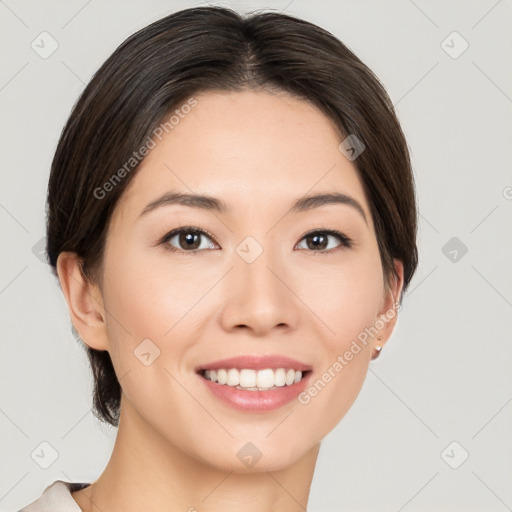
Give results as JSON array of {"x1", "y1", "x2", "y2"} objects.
[
  {"x1": 99, "y1": 243, "x2": 230, "y2": 399},
  {"x1": 98, "y1": 249, "x2": 208, "y2": 431},
  {"x1": 293, "y1": 252, "x2": 383, "y2": 430},
  {"x1": 102, "y1": 244, "x2": 215, "y2": 342},
  {"x1": 296, "y1": 249, "x2": 384, "y2": 346}
]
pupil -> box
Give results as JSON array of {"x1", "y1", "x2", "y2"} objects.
[
  {"x1": 310, "y1": 234, "x2": 327, "y2": 250},
  {"x1": 181, "y1": 232, "x2": 200, "y2": 249}
]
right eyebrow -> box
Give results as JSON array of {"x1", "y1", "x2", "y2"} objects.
[{"x1": 140, "y1": 191, "x2": 227, "y2": 217}]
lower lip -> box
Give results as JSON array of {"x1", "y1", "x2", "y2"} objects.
[{"x1": 199, "y1": 373, "x2": 311, "y2": 412}]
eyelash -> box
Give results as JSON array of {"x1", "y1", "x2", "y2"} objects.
[{"x1": 158, "y1": 226, "x2": 354, "y2": 255}]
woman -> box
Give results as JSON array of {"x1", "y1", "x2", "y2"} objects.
[{"x1": 20, "y1": 5, "x2": 418, "y2": 511}]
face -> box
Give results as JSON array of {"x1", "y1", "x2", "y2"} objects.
[{"x1": 92, "y1": 90, "x2": 401, "y2": 472}]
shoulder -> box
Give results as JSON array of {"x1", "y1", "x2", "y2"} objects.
[{"x1": 17, "y1": 480, "x2": 91, "y2": 512}]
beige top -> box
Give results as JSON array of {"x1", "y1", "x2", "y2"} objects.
[{"x1": 18, "y1": 480, "x2": 90, "y2": 512}]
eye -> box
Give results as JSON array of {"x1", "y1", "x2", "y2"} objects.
[
  {"x1": 295, "y1": 229, "x2": 353, "y2": 252},
  {"x1": 161, "y1": 227, "x2": 218, "y2": 253}
]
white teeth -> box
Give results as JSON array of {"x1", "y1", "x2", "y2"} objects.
[
  {"x1": 202, "y1": 367, "x2": 305, "y2": 390},
  {"x1": 256, "y1": 369, "x2": 274, "y2": 388},
  {"x1": 274, "y1": 368, "x2": 286, "y2": 387},
  {"x1": 227, "y1": 368, "x2": 240, "y2": 386},
  {"x1": 239, "y1": 369, "x2": 256, "y2": 388},
  {"x1": 217, "y1": 369, "x2": 227, "y2": 385}
]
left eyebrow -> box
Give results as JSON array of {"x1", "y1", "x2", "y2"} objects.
[
  {"x1": 289, "y1": 192, "x2": 368, "y2": 225},
  {"x1": 139, "y1": 190, "x2": 367, "y2": 225}
]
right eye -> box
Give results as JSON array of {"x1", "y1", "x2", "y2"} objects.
[{"x1": 160, "y1": 227, "x2": 219, "y2": 253}]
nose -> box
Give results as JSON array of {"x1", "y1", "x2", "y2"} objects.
[{"x1": 219, "y1": 248, "x2": 301, "y2": 337}]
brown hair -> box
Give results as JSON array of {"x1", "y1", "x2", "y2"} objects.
[{"x1": 46, "y1": 6, "x2": 418, "y2": 426}]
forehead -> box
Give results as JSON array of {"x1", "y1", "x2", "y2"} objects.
[{"x1": 115, "y1": 90, "x2": 371, "y2": 224}]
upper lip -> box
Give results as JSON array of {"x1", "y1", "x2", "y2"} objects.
[{"x1": 196, "y1": 355, "x2": 312, "y2": 372}]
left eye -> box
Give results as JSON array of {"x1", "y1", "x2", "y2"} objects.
[{"x1": 296, "y1": 230, "x2": 352, "y2": 251}]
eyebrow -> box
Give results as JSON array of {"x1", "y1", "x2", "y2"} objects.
[{"x1": 140, "y1": 190, "x2": 367, "y2": 224}]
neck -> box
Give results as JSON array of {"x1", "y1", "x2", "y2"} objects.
[{"x1": 72, "y1": 396, "x2": 320, "y2": 512}]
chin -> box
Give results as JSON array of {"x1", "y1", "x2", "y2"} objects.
[{"x1": 194, "y1": 437, "x2": 317, "y2": 474}]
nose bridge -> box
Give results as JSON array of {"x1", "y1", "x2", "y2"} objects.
[{"x1": 219, "y1": 237, "x2": 299, "y2": 334}]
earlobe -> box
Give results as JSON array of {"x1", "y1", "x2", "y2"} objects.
[{"x1": 56, "y1": 252, "x2": 109, "y2": 351}]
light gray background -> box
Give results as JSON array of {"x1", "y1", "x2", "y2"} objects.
[{"x1": 1, "y1": 0, "x2": 511, "y2": 510}]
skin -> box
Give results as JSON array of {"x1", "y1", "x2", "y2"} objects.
[{"x1": 57, "y1": 89, "x2": 403, "y2": 512}]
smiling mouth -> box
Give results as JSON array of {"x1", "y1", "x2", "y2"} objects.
[{"x1": 198, "y1": 368, "x2": 312, "y2": 391}]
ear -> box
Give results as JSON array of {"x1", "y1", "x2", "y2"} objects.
[
  {"x1": 56, "y1": 252, "x2": 109, "y2": 351},
  {"x1": 373, "y1": 259, "x2": 404, "y2": 353}
]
